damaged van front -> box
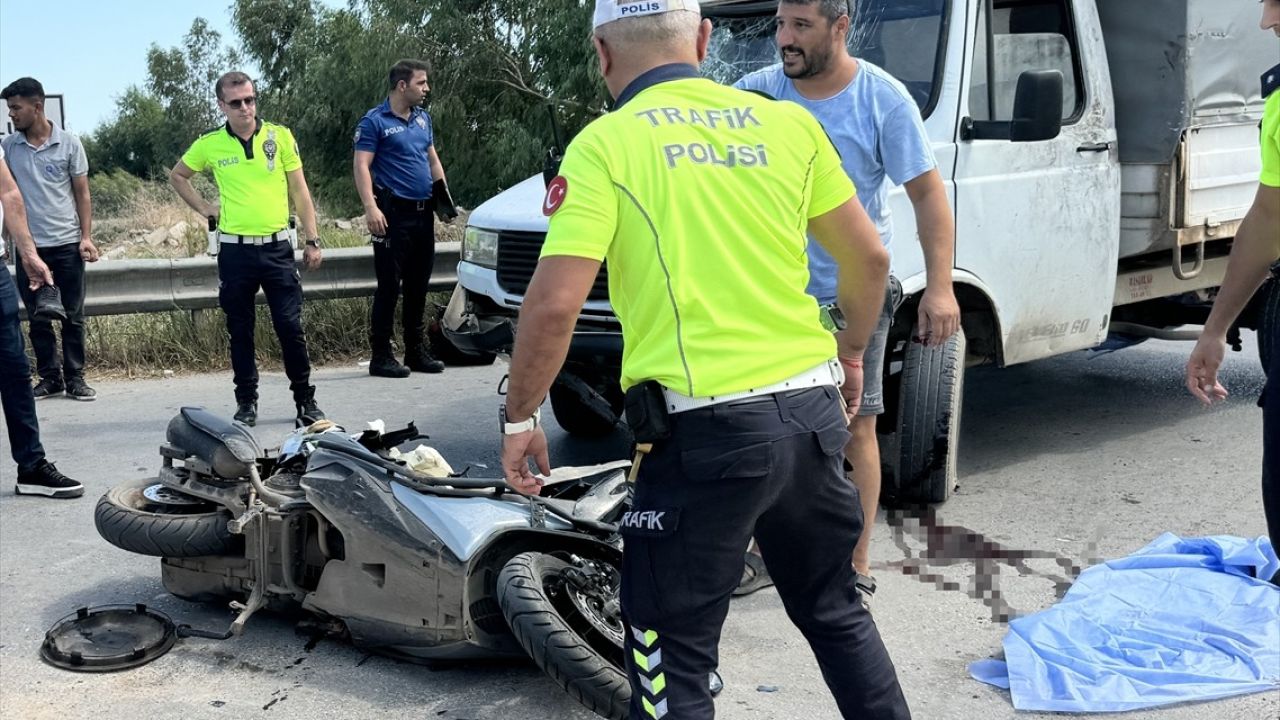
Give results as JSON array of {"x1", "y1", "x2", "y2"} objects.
[{"x1": 444, "y1": 174, "x2": 624, "y2": 437}]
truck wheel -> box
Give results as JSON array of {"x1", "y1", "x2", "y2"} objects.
[
  {"x1": 895, "y1": 328, "x2": 966, "y2": 504},
  {"x1": 95, "y1": 478, "x2": 239, "y2": 558},
  {"x1": 550, "y1": 378, "x2": 622, "y2": 438},
  {"x1": 498, "y1": 552, "x2": 629, "y2": 720}
]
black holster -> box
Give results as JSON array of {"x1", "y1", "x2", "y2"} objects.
[{"x1": 624, "y1": 380, "x2": 672, "y2": 444}]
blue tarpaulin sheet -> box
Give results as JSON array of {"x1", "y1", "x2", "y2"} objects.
[{"x1": 970, "y1": 534, "x2": 1280, "y2": 713}]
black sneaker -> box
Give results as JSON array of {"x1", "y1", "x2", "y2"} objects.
[
  {"x1": 15, "y1": 461, "x2": 84, "y2": 499},
  {"x1": 65, "y1": 377, "x2": 97, "y2": 402},
  {"x1": 32, "y1": 378, "x2": 64, "y2": 400},
  {"x1": 296, "y1": 398, "x2": 326, "y2": 426},
  {"x1": 33, "y1": 285, "x2": 67, "y2": 321},
  {"x1": 405, "y1": 348, "x2": 445, "y2": 374},
  {"x1": 234, "y1": 401, "x2": 257, "y2": 427},
  {"x1": 369, "y1": 355, "x2": 410, "y2": 378}
]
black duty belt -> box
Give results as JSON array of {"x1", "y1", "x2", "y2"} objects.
[{"x1": 377, "y1": 190, "x2": 433, "y2": 213}]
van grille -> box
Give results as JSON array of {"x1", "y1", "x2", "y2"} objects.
[{"x1": 496, "y1": 231, "x2": 609, "y2": 302}]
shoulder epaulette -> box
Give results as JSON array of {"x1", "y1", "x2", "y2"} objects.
[{"x1": 1264, "y1": 63, "x2": 1280, "y2": 100}]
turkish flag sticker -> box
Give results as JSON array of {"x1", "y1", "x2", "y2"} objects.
[{"x1": 543, "y1": 176, "x2": 569, "y2": 216}]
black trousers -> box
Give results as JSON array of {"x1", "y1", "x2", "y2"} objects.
[
  {"x1": 370, "y1": 195, "x2": 435, "y2": 354},
  {"x1": 621, "y1": 386, "x2": 910, "y2": 719},
  {"x1": 1, "y1": 264, "x2": 45, "y2": 472},
  {"x1": 1261, "y1": 283, "x2": 1280, "y2": 570},
  {"x1": 216, "y1": 241, "x2": 312, "y2": 403},
  {"x1": 15, "y1": 243, "x2": 87, "y2": 383}
]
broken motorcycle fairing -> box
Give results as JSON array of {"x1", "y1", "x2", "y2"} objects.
[{"x1": 94, "y1": 410, "x2": 633, "y2": 719}]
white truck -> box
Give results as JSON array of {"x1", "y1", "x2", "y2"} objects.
[{"x1": 442, "y1": 0, "x2": 1279, "y2": 503}]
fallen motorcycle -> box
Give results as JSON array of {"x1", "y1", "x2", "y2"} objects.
[{"x1": 91, "y1": 408, "x2": 634, "y2": 718}]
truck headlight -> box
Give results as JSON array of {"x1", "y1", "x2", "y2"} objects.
[{"x1": 462, "y1": 227, "x2": 499, "y2": 269}]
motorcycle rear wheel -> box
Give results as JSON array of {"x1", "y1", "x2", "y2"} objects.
[
  {"x1": 498, "y1": 552, "x2": 629, "y2": 720},
  {"x1": 94, "y1": 477, "x2": 240, "y2": 558}
]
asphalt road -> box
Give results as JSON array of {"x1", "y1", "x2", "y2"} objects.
[{"x1": 1, "y1": 337, "x2": 1277, "y2": 719}]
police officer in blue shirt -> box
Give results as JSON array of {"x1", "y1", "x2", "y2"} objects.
[{"x1": 354, "y1": 59, "x2": 458, "y2": 378}]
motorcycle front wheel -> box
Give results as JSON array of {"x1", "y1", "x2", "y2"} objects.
[
  {"x1": 94, "y1": 477, "x2": 240, "y2": 558},
  {"x1": 498, "y1": 551, "x2": 629, "y2": 720}
]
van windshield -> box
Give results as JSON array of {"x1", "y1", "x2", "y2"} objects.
[{"x1": 703, "y1": 0, "x2": 949, "y2": 117}]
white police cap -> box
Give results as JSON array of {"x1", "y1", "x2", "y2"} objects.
[{"x1": 593, "y1": 0, "x2": 702, "y2": 30}]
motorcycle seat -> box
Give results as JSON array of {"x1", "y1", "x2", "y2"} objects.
[{"x1": 166, "y1": 407, "x2": 260, "y2": 479}]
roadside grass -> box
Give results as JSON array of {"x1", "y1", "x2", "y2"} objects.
[
  {"x1": 84, "y1": 290, "x2": 452, "y2": 379},
  {"x1": 21, "y1": 179, "x2": 462, "y2": 378}
]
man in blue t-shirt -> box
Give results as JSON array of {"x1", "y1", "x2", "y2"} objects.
[
  {"x1": 734, "y1": 0, "x2": 960, "y2": 603},
  {"x1": 354, "y1": 59, "x2": 458, "y2": 378}
]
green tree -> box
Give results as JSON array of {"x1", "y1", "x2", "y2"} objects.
[
  {"x1": 231, "y1": 0, "x2": 607, "y2": 212},
  {"x1": 87, "y1": 18, "x2": 241, "y2": 179},
  {"x1": 89, "y1": 1, "x2": 612, "y2": 212}
]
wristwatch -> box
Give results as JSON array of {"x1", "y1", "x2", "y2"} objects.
[
  {"x1": 304, "y1": 237, "x2": 323, "y2": 248},
  {"x1": 500, "y1": 406, "x2": 541, "y2": 435}
]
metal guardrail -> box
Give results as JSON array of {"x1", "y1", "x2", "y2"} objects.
[{"x1": 16, "y1": 242, "x2": 459, "y2": 317}]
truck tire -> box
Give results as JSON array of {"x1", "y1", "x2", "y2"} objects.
[
  {"x1": 498, "y1": 552, "x2": 629, "y2": 720},
  {"x1": 95, "y1": 478, "x2": 239, "y2": 558},
  {"x1": 550, "y1": 379, "x2": 622, "y2": 438},
  {"x1": 895, "y1": 328, "x2": 966, "y2": 504}
]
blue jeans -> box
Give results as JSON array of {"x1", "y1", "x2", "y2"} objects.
[{"x1": 1, "y1": 263, "x2": 45, "y2": 472}]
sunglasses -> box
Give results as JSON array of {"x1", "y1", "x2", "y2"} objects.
[{"x1": 225, "y1": 96, "x2": 257, "y2": 110}]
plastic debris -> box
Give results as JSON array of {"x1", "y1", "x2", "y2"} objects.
[{"x1": 393, "y1": 445, "x2": 455, "y2": 478}]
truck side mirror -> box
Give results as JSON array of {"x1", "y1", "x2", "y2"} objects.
[
  {"x1": 962, "y1": 69, "x2": 1064, "y2": 143},
  {"x1": 543, "y1": 148, "x2": 563, "y2": 189},
  {"x1": 543, "y1": 103, "x2": 566, "y2": 188},
  {"x1": 1009, "y1": 70, "x2": 1063, "y2": 142}
]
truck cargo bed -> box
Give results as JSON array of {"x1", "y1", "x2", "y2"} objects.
[{"x1": 1098, "y1": 0, "x2": 1271, "y2": 259}]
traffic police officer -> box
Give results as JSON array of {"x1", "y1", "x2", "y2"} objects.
[
  {"x1": 353, "y1": 59, "x2": 456, "y2": 378},
  {"x1": 170, "y1": 71, "x2": 326, "y2": 427},
  {"x1": 500, "y1": 2, "x2": 911, "y2": 717},
  {"x1": 1186, "y1": 0, "x2": 1280, "y2": 584}
]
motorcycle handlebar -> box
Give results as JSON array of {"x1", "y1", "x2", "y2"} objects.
[
  {"x1": 311, "y1": 437, "x2": 510, "y2": 490},
  {"x1": 310, "y1": 437, "x2": 620, "y2": 535}
]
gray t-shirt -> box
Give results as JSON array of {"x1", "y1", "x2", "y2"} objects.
[
  {"x1": 1, "y1": 123, "x2": 88, "y2": 248},
  {"x1": 735, "y1": 60, "x2": 937, "y2": 303}
]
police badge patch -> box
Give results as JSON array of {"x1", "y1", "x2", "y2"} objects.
[{"x1": 264, "y1": 129, "x2": 278, "y2": 172}]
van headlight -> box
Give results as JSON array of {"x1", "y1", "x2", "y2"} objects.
[{"x1": 462, "y1": 227, "x2": 499, "y2": 269}]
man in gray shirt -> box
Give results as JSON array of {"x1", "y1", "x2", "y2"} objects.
[{"x1": 2, "y1": 77, "x2": 99, "y2": 401}]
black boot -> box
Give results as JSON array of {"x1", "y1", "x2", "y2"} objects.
[
  {"x1": 294, "y1": 386, "x2": 326, "y2": 426},
  {"x1": 234, "y1": 390, "x2": 258, "y2": 426},
  {"x1": 369, "y1": 340, "x2": 410, "y2": 378},
  {"x1": 405, "y1": 343, "x2": 445, "y2": 374},
  {"x1": 234, "y1": 401, "x2": 257, "y2": 426}
]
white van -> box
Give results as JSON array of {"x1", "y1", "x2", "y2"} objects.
[{"x1": 444, "y1": 0, "x2": 1278, "y2": 503}]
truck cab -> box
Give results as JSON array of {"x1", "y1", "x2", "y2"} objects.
[{"x1": 444, "y1": 0, "x2": 1275, "y2": 502}]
